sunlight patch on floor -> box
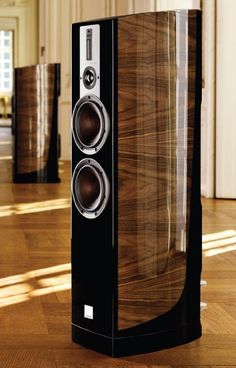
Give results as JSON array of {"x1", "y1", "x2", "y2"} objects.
[
  {"x1": 203, "y1": 230, "x2": 236, "y2": 257},
  {"x1": 0, "y1": 198, "x2": 70, "y2": 217},
  {"x1": 0, "y1": 263, "x2": 71, "y2": 308},
  {"x1": 0, "y1": 141, "x2": 11, "y2": 145},
  {"x1": 0, "y1": 155, "x2": 12, "y2": 160}
]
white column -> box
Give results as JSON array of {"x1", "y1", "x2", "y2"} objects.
[
  {"x1": 39, "y1": 0, "x2": 46, "y2": 63},
  {"x1": 157, "y1": 0, "x2": 200, "y2": 10},
  {"x1": 201, "y1": 0, "x2": 216, "y2": 198},
  {"x1": 81, "y1": 0, "x2": 107, "y2": 20},
  {"x1": 216, "y1": 0, "x2": 236, "y2": 198},
  {"x1": 48, "y1": 0, "x2": 61, "y2": 63},
  {"x1": 58, "y1": 0, "x2": 72, "y2": 160},
  {"x1": 133, "y1": 0, "x2": 155, "y2": 12}
]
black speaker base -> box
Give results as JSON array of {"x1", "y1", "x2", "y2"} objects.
[
  {"x1": 72, "y1": 320, "x2": 202, "y2": 357},
  {"x1": 13, "y1": 177, "x2": 61, "y2": 184},
  {"x1": 13, "y1": 170, "x2": 60, "y2": 184}
]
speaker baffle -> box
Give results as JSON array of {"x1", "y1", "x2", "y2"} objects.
[
  {"x1": 72, "y1": 158, "x2": 110, "y2": 219},
  {"x1": 72, "y1": 95, "x2": 110, "y2": 155}
]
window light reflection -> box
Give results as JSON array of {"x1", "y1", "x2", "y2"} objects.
[
  {"x1": 203, "y1": 230, "x2": 236, "y2": 257},
  {"x1": 0, "y1": 198, "x2": 70, "y2": 217},
  {"x1": 204, "y1": 244, "x2": 236, "y2": 257},
  {"x1": 0, "y1": 155, "x2": 12, "y2": 160},
  {"x1": 27, "y1": 262, "x2": 71, "y2": 278},
  {"x1": 0, "y1": 141, "x2": 11, "y2": 145},
  {"x1": 0, "y1": 263, "x2": 71, "y2": 308},
  {"x1": 202, "y1": 230, "x2": 236, "y2": 243}
]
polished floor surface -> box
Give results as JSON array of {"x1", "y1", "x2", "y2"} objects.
[{"x1": 0, "y1": 126, "x2": 236, "y2": 367}]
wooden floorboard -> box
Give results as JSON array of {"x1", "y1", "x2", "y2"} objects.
[{"x1": 0, "y1": 126, "x2": 236, "y2": 367}]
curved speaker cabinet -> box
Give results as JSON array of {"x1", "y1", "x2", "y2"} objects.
[
  {"x1": 13, "y1": 64, "x2": 60, "y2": 183},
  {"x1": 72, "y1": 10, "x2": 202, "y2": 357}
]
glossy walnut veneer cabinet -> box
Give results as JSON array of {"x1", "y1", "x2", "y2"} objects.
[
  {"x1": 72, "y1": 10, "x2": 202, "y2": 357},
  {"x1": 13, "y1": 63, "x2": 60, "y2": 183}
]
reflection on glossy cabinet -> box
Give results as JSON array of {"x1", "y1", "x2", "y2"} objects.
[{"x1": 13, "y1": 64, "x2": 60, "y2": 183}]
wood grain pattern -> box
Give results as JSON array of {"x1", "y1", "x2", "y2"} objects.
[
  {"x1": 118, "y1": 11, "x2": 197, "y2": 330},
  {"x1": 0, "y1": 128, "x2": 236, "y2": 365},
  {"x1": 15, "y1": 64, "x2": 56, "y2": 174}
]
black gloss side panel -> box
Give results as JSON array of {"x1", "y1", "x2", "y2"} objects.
[{"x1": 72, "y1": 19, "x2": 116, "y2": 337}]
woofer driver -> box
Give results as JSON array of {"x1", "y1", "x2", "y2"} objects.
[
  {"x1": 72, "y1": 95, "x2": 110, "y2": 155},
  {"x1": 72, "y1": 158, "x2": 110, "y2": 219}
]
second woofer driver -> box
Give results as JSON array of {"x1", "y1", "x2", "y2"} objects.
[
  {"x1": 72, "y1": 95, "x2": 110, "y2": 155},
  {"x1": 72, "y1": 158, "x2": 110, "y2": 219}
]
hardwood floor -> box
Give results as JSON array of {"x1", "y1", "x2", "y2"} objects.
[{"x1": 0, "y1": 126, "x2": 236, "y2": 367}]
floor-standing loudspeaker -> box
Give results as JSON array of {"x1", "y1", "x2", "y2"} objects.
[
  {"x1": 13, "y1": 64, "x2": 60, "y2": 183},
  {"x1": 72, "y1": 10, "x2": 202, "y2": 357}
]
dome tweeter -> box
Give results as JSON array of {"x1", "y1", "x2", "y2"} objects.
[{"x1": 83, "y1": 66, "x2": 97, "y2": 89}]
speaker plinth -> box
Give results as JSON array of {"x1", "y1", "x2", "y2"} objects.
[
  {"x1": 72, "y1": 158, "x2": 110, "y2": 219},
  {"x1": 72, "y1": 95, "x2": 110, "y2": 155}
]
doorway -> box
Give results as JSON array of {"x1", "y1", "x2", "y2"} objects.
[
  {"x1": 0, "y1": 29, "x2": 13, "y2": 183},
  {"x1": 0, "y1": 30, "x2": 13, "y2": 125}
]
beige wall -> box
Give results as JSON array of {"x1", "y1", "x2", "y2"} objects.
[
  {"x1": 216, "y1": 0, "x2": 236, "y2": 198},
  {"x1": 39, "y1": 0, "x2": 199, "y2": 161}
]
